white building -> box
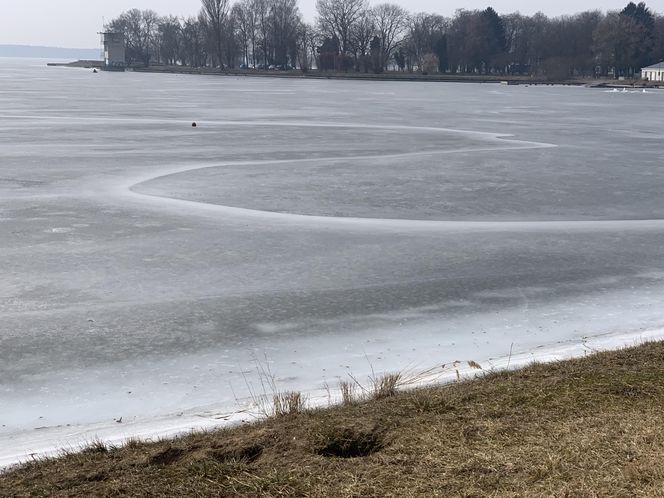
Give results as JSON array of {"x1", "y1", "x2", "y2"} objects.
[{"x1": 641, "y1": 62, "x2": 664, "y2": 82}]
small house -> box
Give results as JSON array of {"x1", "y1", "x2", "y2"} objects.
[{"x1": 641, "y1": 62, "x2": 664, "y2": 82}]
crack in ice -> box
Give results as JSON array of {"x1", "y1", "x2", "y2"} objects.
[{"x1": 103, "y1": 121, "x2": 664, "y2": 233}]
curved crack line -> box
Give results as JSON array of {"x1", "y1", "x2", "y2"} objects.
[{"x1": 109, "y1": 122, "x2": 664, "y2": 233}]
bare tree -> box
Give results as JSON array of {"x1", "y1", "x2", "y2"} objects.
[
  {"x1": 270, "y1": 0, "x2": 302, "y2": 66},
  {"x1": 316, "y1": 0, "x2": 369, "y2": 55},
  {"x1": 181, "y1": 16, "x2": 205, "y2": 66},
  {"x1": 233, "y1": 3, "x2": 252, "y2": 66},
  {"x1": 297, "y1": 22, "x2": 319, "y2": 70},
  {"x1": 593, "y1": 12, "x2": 644, "y2": 77},
  {"x1": 108, "y1": 2, "x2": 663, "y2": 79},
  {"x1": 158, "y1": 16, "x2": 182, "y2": 65},
  {"x1": 201, "y1": 0, "x2": 230, "y2": 67},
  {"x1": 350, "y1": 9, "x2": 375, "y2": 71},
  {"x1": 405, "y1": 13, "x2": 447, "y2": 72},
  {"x1": 223, "y1": 7, "x2": 239, "y2": 67},
  {"x1": 244, "y1": 0, "x2": 260, "y2": 67},
  {"x1": 252, "y1": 0, "x2": 271, "y2": 66},
  {"x1": 371, "y1": 3, "x2": 408, "y2": 69},
  {"x1": 107, "y1": 9, "x2": 160, "y2": 66}
]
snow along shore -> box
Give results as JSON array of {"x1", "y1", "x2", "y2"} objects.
[{"x1": 3, "y1": 325, "x2": 664, "y2": 470}]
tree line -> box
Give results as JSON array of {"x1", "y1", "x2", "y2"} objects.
[{"x1": 106, "y1": 0, "x2": 664, "y2": 78}]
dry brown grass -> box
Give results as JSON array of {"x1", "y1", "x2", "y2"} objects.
[
  {"x1": 338, "y1": 380, "x2": 357, "y2": 405},
  {"x1": 272, "y1": 391, "x2": 307, "y2": 417},
  {"x1": 4, "y1": 342, "x2": 664, "y2": 497},
  {"x1": 370, "y1": 372, "x2": 402, "y2": 400}
]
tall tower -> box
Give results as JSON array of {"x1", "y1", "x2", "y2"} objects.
[{"x1": 100, "y1": 32, "x2": 126, "y2": 70}]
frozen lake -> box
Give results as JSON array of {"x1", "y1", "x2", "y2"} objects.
[{"x1": 2, "y1": 58, "x2": 664, "y2": 464}]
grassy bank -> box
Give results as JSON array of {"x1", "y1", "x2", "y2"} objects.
[{"x1": 3, "y1": 342, "x2": 664, "y2": 497}]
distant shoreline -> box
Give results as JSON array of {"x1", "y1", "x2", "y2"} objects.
[
  {"x1": 0, "y1": 44, "x2": 98, "y2": 60},
  {"x1": 46, "y1": 60, "x2": 103, "y2": 68},
  {"x1": 132, "y1": 65, "x2": 590, "y2": 86},
  {"x1": 49, "y1": 61, "x2": 664, "y2": 88}
]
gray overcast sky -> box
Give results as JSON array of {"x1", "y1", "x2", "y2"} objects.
[{"x1": 1, "y1": 0, "x2": 662, "y2": 48}]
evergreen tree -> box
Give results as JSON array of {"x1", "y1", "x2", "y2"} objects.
[{"x1": 620, "y1": 1, "x2": 655, "y2": 71}]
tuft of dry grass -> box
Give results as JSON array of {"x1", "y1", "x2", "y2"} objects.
[
  {"x1": 370, "y1": 372, "x2": 402, "y2": 400},
  {"x1": 272, "y1": 391, "x2": 307, "y2": 417},
  {"x1": 81, "y1": 439, "x2": 110, "y2": 455},
  {"x1": 4, "y1": 342, "x2": 664, "y2": 497},
  {"x1": 339, "y1": 380, "x2": 357, "y2": 405}
]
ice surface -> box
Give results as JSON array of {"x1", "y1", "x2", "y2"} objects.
[{"x1": 1, "y1": 59, "x2": 664, "y2": 466}]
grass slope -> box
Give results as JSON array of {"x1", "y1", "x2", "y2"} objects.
[{"x1": 3, "y1": 342, "x2": 664, "y2": 497}]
